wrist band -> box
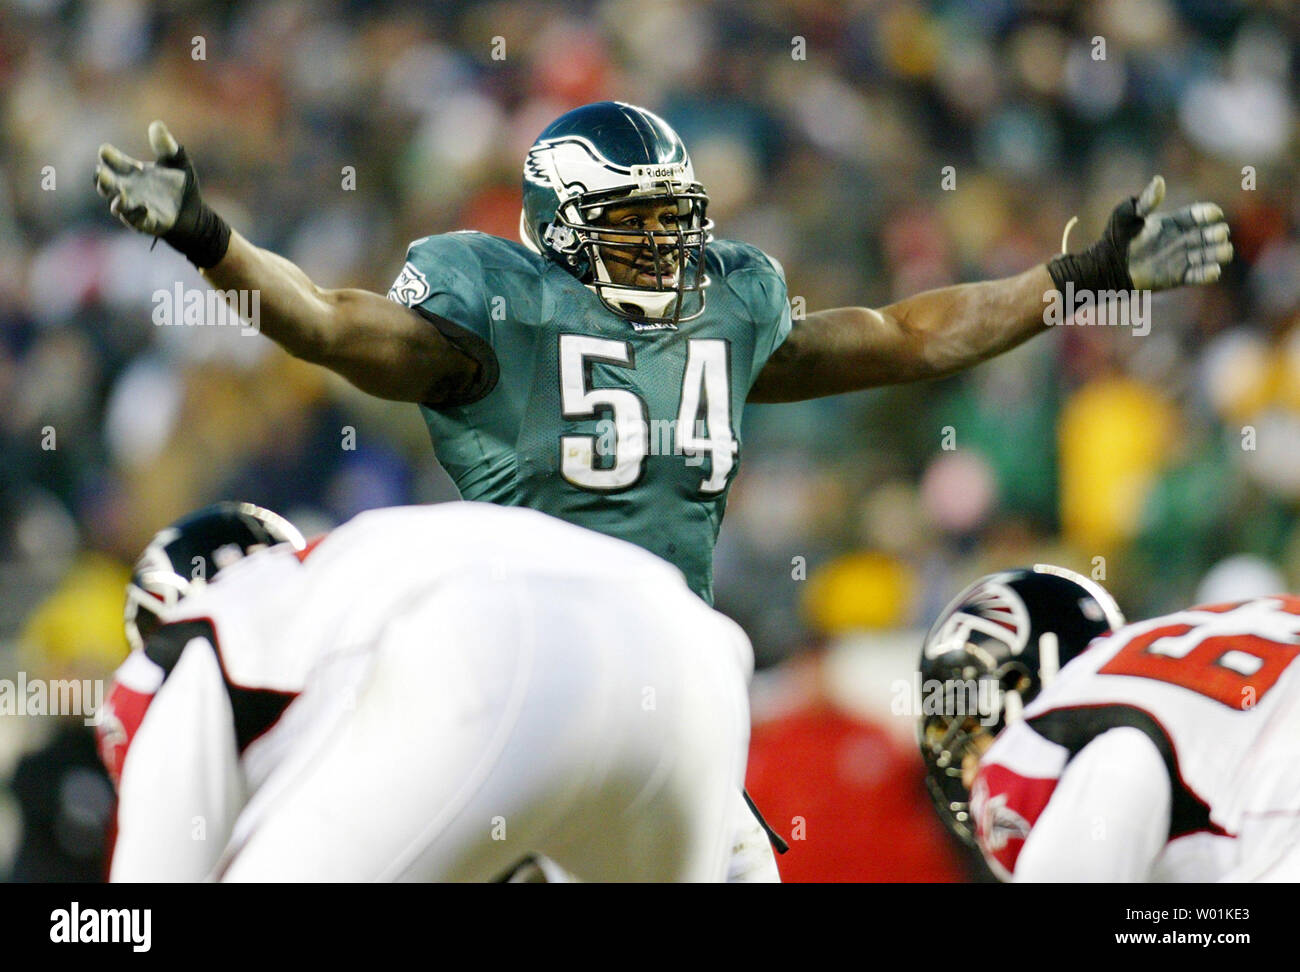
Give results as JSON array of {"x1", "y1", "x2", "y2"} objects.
[
  {"x1": 1047, "y1": 201, "x2": 1137, "y2": 295},
  {"x1": 166, "y1": 203, "x2": 231, "y2": 270},
  {"x1": 158, "y1": 145, "x2": 232, "y2": 270}
]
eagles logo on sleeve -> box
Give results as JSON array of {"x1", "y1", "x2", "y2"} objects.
[{"x1": 388, "y1": 262, "x2": 432, "y2": 307}]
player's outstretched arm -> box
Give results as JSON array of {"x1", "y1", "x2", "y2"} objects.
[
  {"x1": 211, "y1": 232, "x2": 480, "y2": 404},
  {"x1": 95, "y1": 122, "x2": 479, "y2": 405},
  {"x1": 749, "y1": 176, "x2": 1232, "y2": 403}
]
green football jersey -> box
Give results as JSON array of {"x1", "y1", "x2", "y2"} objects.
[{"x1": 387, "y1": 231, "x2": 792, "y2": 603}]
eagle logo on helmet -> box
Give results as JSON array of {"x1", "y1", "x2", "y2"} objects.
[{"x1": 524, "y1": 136, "x2": 633, "y2": 199}]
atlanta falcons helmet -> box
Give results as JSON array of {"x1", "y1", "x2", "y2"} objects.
[
  {"x1": 520, "y1": 101, "x2": 713, "y2": 325},
  {"x1": 917, "y1": 565, "x2": 1126, "y2": 844},
  {"x1": 124, "y1": 501, "x2": 305, "y2": 651}
]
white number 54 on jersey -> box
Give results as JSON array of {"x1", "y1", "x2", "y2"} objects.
[{"x1": 558, "y1": 334, "x2": 737, "y2": 494}]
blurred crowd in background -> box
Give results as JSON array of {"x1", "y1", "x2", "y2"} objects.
[{"x1": 0, "y1": 0, "x2": 1297, "y2": 881}]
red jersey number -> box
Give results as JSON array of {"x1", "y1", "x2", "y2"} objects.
[{"x1": 1098, "y1": 596, "x2": 1300, "y2": 710}]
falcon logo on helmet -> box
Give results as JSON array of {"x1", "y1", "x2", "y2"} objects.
[
  {"x1": 520, "y1": 101, "x2": 713, "y2": 326},
  {"x1": 924, "y1": 580, "x2": 1031, "y2": 660},
  {"x1": 124, "y1": 501, "x2": 304, "y2": 652},
  {"x1": 916, "y1": 564, "x2": 1126, "y2": 846}
]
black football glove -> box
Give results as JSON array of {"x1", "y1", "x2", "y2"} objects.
[
  {"x1": 94, "y1": 121, "x2": 231, "y2": 269},
  {"x1": 1048, "y1": 176, "x2": 1233, "y2": 294}
]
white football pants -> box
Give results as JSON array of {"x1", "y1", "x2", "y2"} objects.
[{"x1": 218, "y1": 568, "x2": 753, "y2": 882}]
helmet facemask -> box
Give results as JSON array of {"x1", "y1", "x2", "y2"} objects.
[
  {"x1": 918, "y1": 646, "x2": 1034, "y2": 845},
  {"x1": 123, "y1": 568, "x2": 192, "y2": 652},
  {"x1": 916, "y1": 565, "x2": 1125, "y2": 849},
  {"x1": 556, "y1": 184, "x2": 712, "y2": 326},
  {"x1": 520, "y1": 103, "x2": 715, "y2": 328}
]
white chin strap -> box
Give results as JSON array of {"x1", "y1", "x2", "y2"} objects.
[
  {"x1": 519, "y1": 209, "x2": 680, "y2": 319},
  {"x1": 1002, "y1": 689, "x2": 1023, "y2": 725},
  {"x1": 588, "y1": 247, "x2": 678, "y2": 318},
  {"x1": 1038, "y1": 631, "x2": 1061, "y2": 687},
  {"x1": 519, "y1": 210, "x2": 542, "y2": 254}
]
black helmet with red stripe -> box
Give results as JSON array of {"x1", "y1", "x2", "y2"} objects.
[
  {"x1": 124, "y1": 501, "x2": 304, "y2": 651},
  {"x1": 917, "y1": 565, "x2": 1125, "y2": 844}
]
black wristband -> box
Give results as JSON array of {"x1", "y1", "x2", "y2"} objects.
[
  {"x1": 166, "y1": 202, "x2": 231, "y2": 270},
  {"x1": 1047, "y1": 195, "x2": 1142, "y2": 295},
  {"x1": 160, "y1": 146, "x2": 232, "y2": 269}
]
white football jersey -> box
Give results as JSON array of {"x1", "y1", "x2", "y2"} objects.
[
  {"x1": 99, "y1": 502, "x2": 714, "y2": 880},
  {"x1": 972, "y1": 595, "x2": 1300, "y2": 882}
]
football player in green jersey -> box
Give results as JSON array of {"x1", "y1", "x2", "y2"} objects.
[
  {"x1": 94, "y1": 102, "x2": 1233, "y2": 603},
  {"x1": 95, "y1": 101, "x2": 1233, "y2": 880}
]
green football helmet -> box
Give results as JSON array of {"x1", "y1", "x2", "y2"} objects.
[{"x1": 520, "y1": 101, "x2": 713, "y2": 326}]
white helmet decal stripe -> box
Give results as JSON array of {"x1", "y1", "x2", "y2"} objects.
[
  {"x1": 523, "y1": 135, "x2": 694, "y2": 200},
  {"x1": 523, "y1": 135, "x2": 633, "y2": 196}
]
